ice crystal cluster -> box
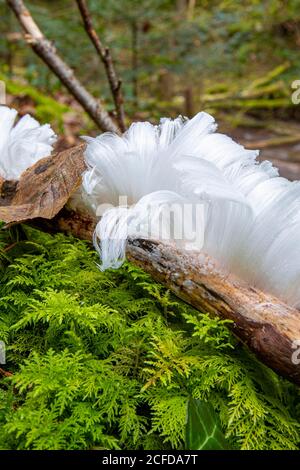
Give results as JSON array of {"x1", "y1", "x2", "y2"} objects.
[
  {"x1": 0, "y1": 105, "x2": 56, "y2": 180},
  {"x1": 82, "y1": 112, "x2": 300, "y2": 307},
  {"x1": 1, "y1": 105, "x2": 299, "y2": 307}
]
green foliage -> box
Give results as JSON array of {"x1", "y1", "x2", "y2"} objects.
[
  {"x1": 0, "y1": 226, "x2": 300, "y2": 450},
  {"x1": 1, "y1": 0, "x2": 299, "y2": 122},
  {"x1": 185, "y1": 399, "x2": 228, "y2": 450},
  {"x1": 0, "y1": 74, "x2": 70, "y2": 132}
]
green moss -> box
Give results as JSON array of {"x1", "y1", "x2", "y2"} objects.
[
  {"x1": 0, "y1": 74, "x2": 70, "y2": 132},
  {"x1": 0, "y1": 225, "x2": 300, "y2": 450}
]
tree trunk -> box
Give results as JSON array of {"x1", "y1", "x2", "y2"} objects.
[
  {"x1": 184, "y1": 87, "x2": 194, "y2": 118},
  {"x1": 131, "y1": 20, "x2": 139, "y2": 109}
]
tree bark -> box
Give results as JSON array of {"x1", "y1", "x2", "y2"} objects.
[
  {"x1": 7, "y1": 0, "x2": 120, "y2": 134},
  {"x1": 184, "y1": 87, "x2": 194, "y2": 118},
  {"x1": 131, "y1": 20, "x2": 139, "y2": 108}
]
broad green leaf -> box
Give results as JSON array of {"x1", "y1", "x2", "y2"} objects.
[{"x1": 185, "y1": 398, "x2": 229, "y2": 450}]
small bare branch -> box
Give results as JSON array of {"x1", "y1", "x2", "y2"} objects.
[
  {"x1": 0, "y1": 367, "x2": 13, "y2": 377},
  {"x1": 7, "y1": 0, "x2": 120, "y2": 134},
  {"x1": 76, "y1": 0, "x2": 126, "y2": 132}
]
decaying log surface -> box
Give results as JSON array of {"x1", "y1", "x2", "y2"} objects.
[
  {"x1": 34, "y1": 207, "x2": 97, "y2": 242},
  {"x1": 32, "y1": 206, "x2": 300, "y2": 386}
]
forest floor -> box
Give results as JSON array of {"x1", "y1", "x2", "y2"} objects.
[{"x1": 4, "y1": 69, "x2": 300, "y2": 168}]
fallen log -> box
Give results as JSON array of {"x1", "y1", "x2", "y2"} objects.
[{"x1": 2, "y1": 144, "x2": 300, "y2": 386}]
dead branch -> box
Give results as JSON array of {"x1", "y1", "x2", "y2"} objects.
[
  {"x1": 0, "y1": 367, "x2": 13, "y2": 377},
  {"x1": 7, "y1": 0, "x2": 120, "y2": 134},
  {"x1": 242, "y1": 135, "x2": 300, "y2": 149},
  {"x1": 76, "y1": 0, "x2": 126, "y2": 132}
]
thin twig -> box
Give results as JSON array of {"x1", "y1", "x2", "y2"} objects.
[
  {"x1": 0, "y1": 367, "x2": 13, "y2": 377},
  {"x1": 241, "y1": 134, "x2": 300, "y2": 149},
  {"x1": 3, "y1": 242, "x2": 18, "y2": 252},
  {"x1": 7, "y1": 0, "x2": 120, "y2": 134},
  {"x1": 76, "y1": 0, "x2": 126, "y2": 132},
  {"x1": 131, "y1": 20, "x2": 139, "y2": 108}
]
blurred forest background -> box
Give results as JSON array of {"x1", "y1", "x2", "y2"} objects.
[
  {"x1": 1, "y1": 0, "x2": 300, "y2": 163},
  {"x1": 3, "y1": 0, "x2": 300, "y2": 451}
]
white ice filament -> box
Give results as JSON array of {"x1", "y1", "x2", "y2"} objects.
[
  {"x1": 83, "y1": 111, "x2": 300, "y2": 308},
  {"x1": 0, "y1": 105, "x2": 56, "y2": 180}
]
